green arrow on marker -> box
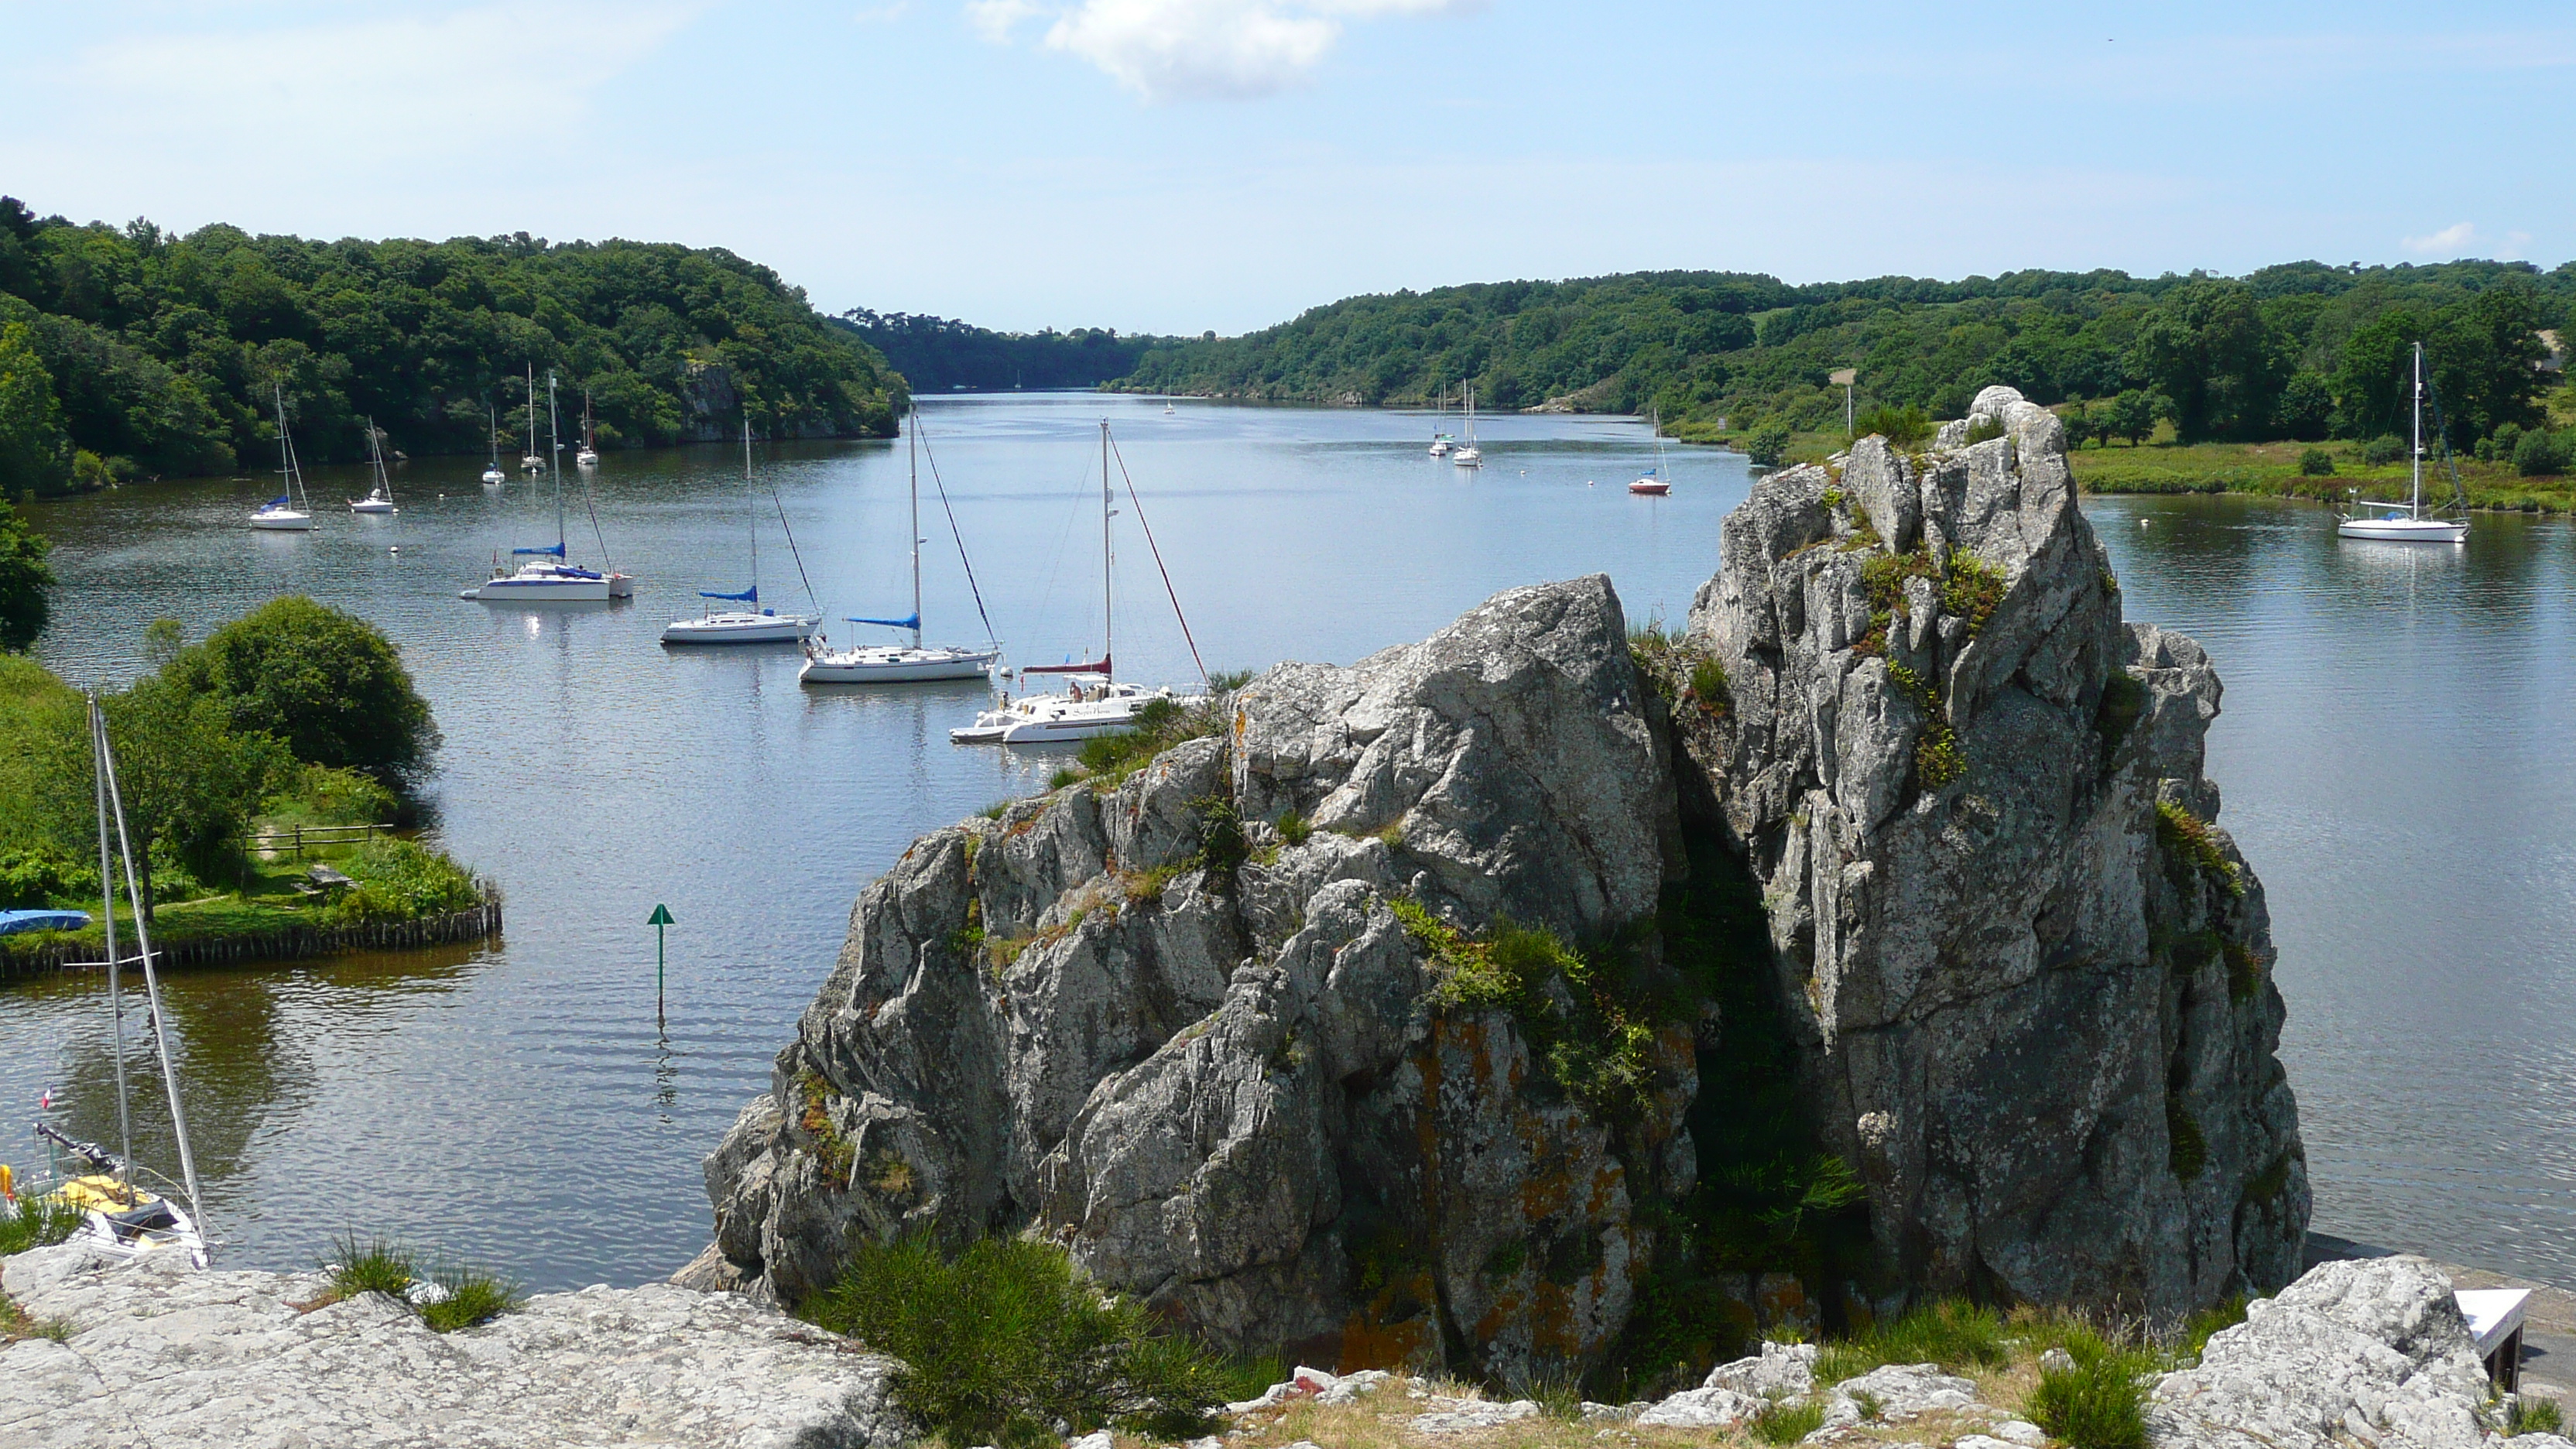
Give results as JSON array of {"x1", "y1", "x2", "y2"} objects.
[{"x1": 648, "y1": 904, "x2": 675, "y2": 1019}]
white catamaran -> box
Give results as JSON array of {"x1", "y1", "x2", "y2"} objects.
[
  {"x1": 664, "y1": 423, "x2": 820, "y2": 645},
  {"x1": 348, "y1": 416, "x2": 398, "y2": 512},
  {"x1": 803, "y1": 402, "x2": 1002, "y2": 683},
  {"x1": 2338, "y1": 341, "x2": 2470, "y2": 544},
  {"x1": 951, "y1": 420, "x2": 1200, "y2": 743},
  {"x1": 0, "y1": 697, "x2": 211, "y2": 1269},
  {"x1": 251, "y1": 383, "x2": 316, "y2": 530}
]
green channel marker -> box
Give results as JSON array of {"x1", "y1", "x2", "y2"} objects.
[{"x1": 648, "y1": 903, "x2": 676, "y2": 1020}]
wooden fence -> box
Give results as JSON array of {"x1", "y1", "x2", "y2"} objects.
[
  {"x1": 0, "y1": 893, "x2": 502, "y2": 983},
  {"x1": 246, "y1": 822, "x2": 396, "y2": 858}
]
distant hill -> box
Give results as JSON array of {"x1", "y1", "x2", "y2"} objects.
[
  {"x1": 1114, "y1": 261, "x2": 2575, "y2": 448},
  {"x1": 0, "y1": 196, "x2": 906, "y2": 495},
  {"x1": 834, "y1": 310, "x2": 1178, "y2": 394}
]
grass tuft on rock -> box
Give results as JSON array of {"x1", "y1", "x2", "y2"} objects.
[
  {"x1": 1814, "y1": 1299, "x2": 2009, "y2": 1382},
  {"x1": 2506, "y1": 1396, "x2": 2566, "y2": 1436},
  {"x1": 0, "y1": 1290, "x2": 73, "y2": 1342},
  {"x1": 2025, "y1": 1327, "x2": 2153, "y2": 1449},
  {"x1": 317, "y1": 1233, "x2": 520, "y2": 1333},
  {"x1": 2154, "y1": 800, "x2": 2244, "y2": 898},
  {"x1": 1749, "y1": 1396, "x2": 1829, "y2": 1444},
  {"x1": 327, "y1": 1233, "x2": 420, "y2": 1300},
  {"x1": 808, "y1": 1233, "x2": 1229, "y2": 1448},
  {"x1": 0, "y1": 1190, "x2": 85, "y2": 1256},
  {"x1": 2179, "y1": 1295, "x2": 2247, "y2": 1361},
  {"x1": 420, "y1": 1265, "x2": 523, "y2": 1332}
]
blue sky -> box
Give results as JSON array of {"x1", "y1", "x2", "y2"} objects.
[{"x1": 7, "y1": 2, "x2": 2570, "y2": 335}]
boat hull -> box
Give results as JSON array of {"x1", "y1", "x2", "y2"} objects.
[
  {"x1": 250, "y1": 512, "x2": 313, "y2": 531},
  {"x1": 462, "y1": 576, "x2": 612, "y2": 601},
  {"x1": 1628, "y1": 481, "x2": 1670, "y2": 495},
  {"x1": 663, "y1": 613, "x2": 817, "y2": 645},
  {"x1": 2338, "y1": 517, "x2": 2468, "y2": 543},
  {"x1": 348, "y1": 500, "x2": 396, "y2": 514},
  {"x1": 802, "y1": 647, "x2": 999, "y2": 683}
]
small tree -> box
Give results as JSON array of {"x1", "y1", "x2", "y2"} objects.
[
  {"x1": 163, "y1": 597, "x2": 439, "y2": 783},
  {"x1": 2061, "y1": 403, "x2": 2097, "y2": 450},
  {"x1": 1852, "y1": 403, "x2": 1930, "y2": 449},
  {"x1": 0, "y1": 499, "x2": 50, "y2": 652},
  {"x1": 2104, "y1": 390, "x2": 2160, "y2": 447},
  {"x1": 1742, "y1": 419, "x2": 1793, "y2": 467},
  {"x1": 2297, "y1": 448, "x2": 2336, "y2": 477},
  {"x1": 2514, "y1": 428, "x2": 2568, "y2": 478}
]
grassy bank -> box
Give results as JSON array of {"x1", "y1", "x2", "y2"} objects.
[{"x1": 1673, "y1": 422, "x2": 2576, "y2": 513}]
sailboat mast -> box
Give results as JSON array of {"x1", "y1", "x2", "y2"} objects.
[
  {"x1": 526, "y1": 365, "x2": 536, "y2": 467},
  {"x1": 94, "y1": 697, "x2": 206, "y2": 1245},
  {"x1": 90, "y1": 697, "x2": 133, "y2": 1200},
  {"x1": 549, "y1": 372, "x2": 564, "y2": 550},
  {"x1": 272, "y1": 384, "x2": 291, "y2": 502},
  {"x1": 1101, "y1": 420, "x2": 1113, "y2": 675},
  {"x1": 909, "y1": 405, "x2": 923, "y2": 650},
  {"x1": 745, "y1": 420, "x2": 759, "y2": 601},
  {"x1": 2410, "y1": 341, "x2": 2425, "y2": 519}
]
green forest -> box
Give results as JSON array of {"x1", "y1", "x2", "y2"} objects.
[
  {"x1": 835, "y1": 309, "x2": 1176, "y2": 393},
  {"x1": 1115, "y1": 261, "x2": 2574, "y2": 457},
  {"x1": 0, "y1": 195, "x2": 907, "y2": 496}
]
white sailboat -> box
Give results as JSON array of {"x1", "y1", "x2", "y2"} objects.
[
  {"x1": 481, "y1": 402, "x2": 506, "y2": 486},
  {"x1": 348, "y1": 417, "x2": 398, "y2": 512},
  {"x1": 576, "y1": 391, "x2": 600, "y2": 468},
  {"x1": 1, "y1": 697, "x2": 211, "y2": 1269},
  {"x1": 250, "y1": 383, "x2": 316, "y2": 530},
  {"x1": 1429, "y1": 381, "x2": 1454, "y2": 457},
  {"x1": 463, "y1": 373, "x2": 632, "y2": 601},
  {"x1": 1630, "y1": 408, "x2": 1672, "y2": 495},
  {"x1": 2338, "y1": 341, "x2": 2470, "y2": 543},
  {"x1": 951, "y1": 420, "x2": 1194, "y2": 742},
  {"x1": 1451, "y1": 385, "x2": 1482, "y2": 468},
  {"x1": 665, "y1": 423, "x2": 820, "y2": 645},
  {"x1": 519, "y1": 364, "x2": 543, "y2": 471},
  {"x1": 803, "y1": 402, "x2": 1001, "y2": 683}
]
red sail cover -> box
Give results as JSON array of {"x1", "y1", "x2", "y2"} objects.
[{"x1": 1023, "y1": 654, "x2": 1110, "y2": 676}]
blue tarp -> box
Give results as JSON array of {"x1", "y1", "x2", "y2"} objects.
[
  {"x1": 0, "y1": 909, "x2": 90, "y2": 937},
  {"x1": 848, "y1": 613, "x2": 920, "y2": 630},
  {"x1": 511, "y1": 543, "x2": 567, "y2": 557}
]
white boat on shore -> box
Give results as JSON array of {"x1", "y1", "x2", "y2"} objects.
[{"x1": 2338, "y1": 341, "x2": 2469, "y2": 545}]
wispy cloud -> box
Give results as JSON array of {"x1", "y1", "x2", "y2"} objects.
[
  {"x1": 2402, "y1": 221, "x2": 2478, "y2": 255},
  {"x1": 972, "y1": 0, "x2": 1474, "y2": 101}
]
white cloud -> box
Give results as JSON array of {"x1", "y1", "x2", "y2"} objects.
[
  {"x1": 976, "y1": 0, "x2": 1471, "y2": 101},
  {"x1": 2402, "y1": 221, "x2": 2478, "y2": 255}
]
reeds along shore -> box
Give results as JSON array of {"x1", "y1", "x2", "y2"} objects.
[{"x1": 0, "y1": 894, "x2": 502, "y2": 983}]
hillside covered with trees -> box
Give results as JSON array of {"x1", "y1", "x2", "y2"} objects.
[
  {"x1": 0, "y1": 196, "x2": 906, "y2": 495},
  {"x1": 835, "y1": 309, "x2": 1177, "y2": 393},
  {"x1": 1115, "y1": 261, "x2": 2574, "y2": 457}
]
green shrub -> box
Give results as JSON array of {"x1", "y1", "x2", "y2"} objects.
[
  {"x1": 1937, "y1": 550, "x2": 2006, "y2": 634},
  {"x1": 1072, "y1": 696, "x2": 1222, "y2": 785},
  {"x1": 1276, "y1": 810, "x2": 1312, "y2": 847},
  {"x1": 2297, "y1": 447, "x2": 2336, "y2": 477},
  {"x1": 2506, "y1": 1395, "x2": 2565, "y2": 1436},
  {"x1": 1750, "y1": 1396, "x2": 1828, "y2": 1444},
  {"x1": 1744, "y1": 419, "x2": 1793, "y2": 467},
  {"x1": 317, "y1": 838, "x2": 482, "y2": 924},
  {"x1": 1963, "y1": 415, "x2": 2007, "y2": 446},
  {"x1": 285, "y1": 763, "x2": 399, "y2": 826},
  {"x1": 2026, "y1": 1328, "x2": 2151, "y2": 1449},
  {"x1": 0, "y1": 848, "x2": 95, "y2": 909},
  {"x1": 1689, "y1": 657, "x2": 1730, "y2": 710},
  {"x1": 1205, "y1": 668, "x2": 1255, "y2": 693},
  {"x1": 2362, "y1": 434, "x2": 2406, "y2": 466},
  {"x1": 2222, "y1": 942, "x2": 2262, "y2": 1003},
  {"x1": 1856, "y1": 403, "x2": 1933, "y2": 449},
  {"x1": 0, "y1": 1189, "x2": 86, "y2": 1255},
  {"x1": 2153, "y1": 800, "x2": 2243, "y2": 898},
  {"x1": 807, "y1": 1234, "x2": 1228, "y2": 1447},
  {"x1": 1816, "y1": 1300, "x2": 2009, "y2": 1382},
  {"x1": 2513, "y1": 428, "x2": 2568, "y2": 478}
]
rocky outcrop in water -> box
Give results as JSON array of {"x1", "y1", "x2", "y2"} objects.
[
  {"x1": 1666, "y1": 385, "x2": 2307, "y2": 1318},
  {"x1": 697, "y1": 384, "x2": 2308, "y2": 1375},
  {"x1": 1, "y1": 1242, "x2": 909, "y2": 1449}
]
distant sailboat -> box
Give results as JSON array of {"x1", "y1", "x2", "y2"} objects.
[
  {"x1": 2338, "y1": 341, "x2": 2469, "y2": 543},
  {"x1": 464, "y1": 373, "x2": 632, "y2": 600},
  {"x1": 1451, "y1": 386, "x2": 1482, "y2": 468},
  {"x1": 481, "y1": 403, "x2": 505, "y2": 486},
  {"x1": 348, "y1": 417, "x2": 398, "y2": 512},
  {"x1": 1629, "y1": 409, "x2": 1672, "y2": 495},
  {"x1": 519, "y1": 364, "x2": 543, "y2": 471},
  {"x1": 251, "y1": 383, "x2": 316, "y2": 530},
  {"x1": 663, "y1": 423, "x2": 820, "y2": 645},
  {"x1": 803, "y1": 402, "x2": 1001, "y2": 683},
  {"x1": 1429, "y1": 380, "x2": 1454, "y2": 457},
  {"x1": 577, "y1": 390, "x2": 600, "y2": 468}
]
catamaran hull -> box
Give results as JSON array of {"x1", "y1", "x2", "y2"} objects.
[
  {"x1": 2338, "y1": 518, "x2": 2468, "y2": 543},
  {"x1": 606, "y1": 573, "x2": 635, "y2": 598},
  {"x1": 462, "y1": 577, "x2": 612, "y2": 601},
  {"x1": 663, "y1": 615, "x2": 817, "y2": 645},
  {"x1": 803, "y1": 649, "x2": 999, "y2": 683}
]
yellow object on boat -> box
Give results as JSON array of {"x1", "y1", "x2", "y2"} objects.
[{"x1": 55, "y1": 1175, "x2": 151, "y2": 1211}]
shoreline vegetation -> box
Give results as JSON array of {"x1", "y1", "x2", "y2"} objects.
[{"x1": 0, "y1": 595, "x2": 493, "y2": 978}]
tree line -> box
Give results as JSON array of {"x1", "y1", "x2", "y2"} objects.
[
  {"x1": 834, "y1": 310, "x2": 1177, "y2": 394},
  {"x1": 0, "y1": 196, "x2": 909, "y2": 496},
  {"x1": 1114, "y1": 260, "x2": 2572, "y2": 454}
]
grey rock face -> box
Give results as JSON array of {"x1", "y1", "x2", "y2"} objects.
[
  {"x1": 0, "y1": 1242, "x2": 910, "y2": 1449},
  {"x1": 1677, "y1": 384, "x2": 2307, "y2": 1316},
  {"x1": 2152, "y1": 1255, "x2": 2499, "y2": 1449},
  {"x1": 701, "y1": 576, "x2": 1692, "y2": 1382}
]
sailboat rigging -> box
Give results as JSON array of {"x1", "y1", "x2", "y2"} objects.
[
  {"x1": 802, "y1": 402, "x2": 1001, "y2": 683},
  {"x1": 519, "y1": 364, "x2": 543, "y2": 471},
  {"x1": 577, "y1": 391, "x2": 600, "y2": 468},
  {"x1": 663, "y1": 422, "x2": 820, "y2": 644},
  {"x1": 251, "y1": 383, "x2": 316, "y2": 530},
  {"x1": 950, "y1": 419, "x2": 1201, "y2": 742},
  {"x1": 2338, "y1": 341, "x2": 2469, "y2": 543},
  {"x1": 1451, "y1": 385, "x2": 1483, "y2": 468},
  {"x1": 482, "y1": 402, "x2": 506, "y2": 486},
  {"x1": 462, "y1": 372, "x2": 632, "y2": 600},
  {"x1": 1629, "y1": 408, "x2": 1672, "y2": 495},
  {"x1": 1429, "y1": 380, "x2": 1454, "y2": 457}
]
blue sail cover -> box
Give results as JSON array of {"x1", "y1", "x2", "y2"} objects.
[
  {"x1": 512, "y1": 543, "x2": 567, "y2": 557},
  {"x1": 700, "y1": 585, "x2": 758, "y2": 601},
  {"x1": 848, "y1": 614, "x2": 921, "y2": 630},
  {"x1": 264, "y1": 495, "x2": 291, "y2": 508}
]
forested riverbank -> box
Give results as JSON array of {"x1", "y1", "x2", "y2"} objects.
[{"x1": 0, "y1": 196, "x2": 906, "y2": 496}]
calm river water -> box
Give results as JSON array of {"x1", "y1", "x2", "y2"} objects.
[{"x1": 3, "y1": 396, "x2": 2570, "y2": 1293}]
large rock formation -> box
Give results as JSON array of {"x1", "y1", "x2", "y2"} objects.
[
  {"x1": 697, "y1": 384, "x2": 2307, "y2": 1375},
  {"x1": 1, "y1": 1242, "x2": 909, "y2": 1449},
  {"x1": 698, "y1": 576, "x2": 1694, "y2": 1382},
  {"x1": 1673, "y1": 384, "x2": 2307, "y2": 1318}
]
